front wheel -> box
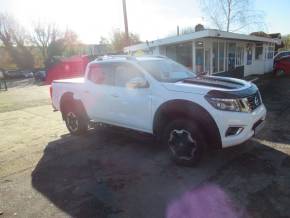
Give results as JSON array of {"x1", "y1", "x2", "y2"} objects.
[
  {"x1": 162, "y1": 119, "x2": 205, "y2": 166},
  {"x1": 64, "y1": 109, "x2": 88, "y2": 135}
]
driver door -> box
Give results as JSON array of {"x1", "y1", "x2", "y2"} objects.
[{"x1": 110, "y1": 62, "x2": 152, "y2": 132}]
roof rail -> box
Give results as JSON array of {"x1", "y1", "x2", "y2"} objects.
[{"x1": 96, "y1": 55, "x2": 136, "y2": 61}]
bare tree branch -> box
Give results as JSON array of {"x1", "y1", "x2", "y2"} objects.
[
  {"x1": 201, "y1": 0, "x2": 266, "y2": 33},
  {"x1": 0, "y1": 13, "x2": 34, "y2": 69},
  {"x1": 32, "y1": 22, "x2": 61, "y2": 60}
]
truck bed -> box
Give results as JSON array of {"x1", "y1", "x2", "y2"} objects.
[
  {"x1": 51, "y1": 77, "x2": 85, "y2": 111},
  {"x1": 53, "y1": 77, "x2": 85, "y2": 84}
]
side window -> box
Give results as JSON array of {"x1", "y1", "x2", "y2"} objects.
[
  {"x1": 114, "y1": 63, "x2": 144, "y2": 87},
  {"x1": 255, "y1": 42, "x2": 263, "y2": 60},
  {"x1": 87, "y1": 63, "x2": 114, "y2": 85}
]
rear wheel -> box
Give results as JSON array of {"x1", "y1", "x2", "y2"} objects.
[
  {"x1": 162, "y1": 119, "x2": 205, "y2": 166},
  {"x1": 64, "y1": 108, "x2": 88, "y2": 135}
]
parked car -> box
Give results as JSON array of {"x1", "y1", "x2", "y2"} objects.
[
  {"x1": 4, "y1": 70, "x2": 34, "y2": 79},
  {"x1": 274, "y1": 51, "x2": 290, "y2": 63},
  {"x1": 22, "y1": 70, "x2": 34, "y2": 78},
  {"x1": 34, "y1": 70, "x2": 47, "y2": 81},
  {"x1": 50, "y1": 55, "x2": 266, "y2": 166},
  {"x1": 274, "y1": 56, "x2": 290, "y2": 76}
]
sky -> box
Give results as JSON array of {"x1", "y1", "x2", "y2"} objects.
[{"x1": 1, "y1": 0, "x2": 290, "y2": 44}]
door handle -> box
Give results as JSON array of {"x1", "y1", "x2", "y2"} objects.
[{"x1": 111, "y1": 94, "x2": 119, "y2": 98}]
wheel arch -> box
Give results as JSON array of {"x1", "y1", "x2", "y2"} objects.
[
  {"x1": 153, "y1": 99, "x2": 222, "y2": 149},
  {"x1": 59, "y1": 92, "x2": 89, "y2": 121}
]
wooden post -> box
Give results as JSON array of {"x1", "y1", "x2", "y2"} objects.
[{"x1": 122, "y1": 0, "x2": 129, "y2": 46}]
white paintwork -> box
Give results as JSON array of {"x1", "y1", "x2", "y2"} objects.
[{"x1": 51, "y1": 56, "x2": 266, "y2": 148}]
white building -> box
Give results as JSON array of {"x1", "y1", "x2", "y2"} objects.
[{"x1": 124, "y1": 29, "x2": 281, "y2": 78}]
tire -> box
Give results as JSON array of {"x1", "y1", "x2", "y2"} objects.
[
  {"x1": 63, "y1": 106, "x2": 88, "y2": 135},
  {"x1": 162, "y1": 119, "x2": 205, "y2": 166}
]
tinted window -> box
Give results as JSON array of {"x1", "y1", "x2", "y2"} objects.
[
  {"x1": 87, "y1": 63, "x2": 115, "y2": 85},
  {"x1": 114, "y1": 63, "x2": 144, "y2": 87},
  {"x1": 138, "y1": 59, "x2": 195, "y2": 82}
]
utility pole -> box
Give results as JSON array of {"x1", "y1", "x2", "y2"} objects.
[{"x1": 122, "y1": 0, "x2": 129, "y2": 46}]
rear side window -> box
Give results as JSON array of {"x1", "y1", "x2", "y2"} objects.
[{"x1": 87, "y1": 63, "x2": 115, "y2": 85}]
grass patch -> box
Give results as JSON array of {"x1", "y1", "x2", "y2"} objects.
[{"x1": 0, "y1": 84, "x2": 50, "y2": 113}]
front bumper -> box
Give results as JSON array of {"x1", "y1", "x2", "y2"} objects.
[{"x1": 216, "y1": 104, "x2": 267, "y2": 148}]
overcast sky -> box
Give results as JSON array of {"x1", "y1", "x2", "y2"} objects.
[{"x1": 1, "y1": 0, "x2": 290, "y2": 44}]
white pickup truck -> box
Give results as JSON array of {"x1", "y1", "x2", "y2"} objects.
[{"x1": 51, "y1": 55, "x2": 266, "y2": 166}]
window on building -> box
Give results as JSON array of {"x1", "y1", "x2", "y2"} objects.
[
  {"x1": 219, "y1": 42, "x2": 225, "y2": 72},
  {"x1": 166, "y1": 45, "x2": 177, "y2": 61},
  {"x1": 236, "y1": 47, "x2": 244, "y2": 66},
  {"x1": 246, "y1": 44, "x2": 253, "y2": 65},
  {"x1": 205, "y1": 49, "x2": 210, "y2": 73},
  {"x1": 227, "y1": 43, "x2": 236, "y2": 71},
  {"x1": 213, "y1": 41, "x2": 218, "y2": 72},
  {"x1": 255, "y1": 43, "x2": 263, "y2": 60},
  {"x1": 267, "y1": 44, "x2": 275, "y2": 59},
  {"x1": 212, "y1": 41, "x2": 226, "y2": 73},
  {"x1": 166, "y1": 43, "x2": 192, "y2": 69},
  {"x1": 195, "y1": 41, "x2": 204, "y2": 73}
]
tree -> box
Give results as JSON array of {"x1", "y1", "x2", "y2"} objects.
[
  {"x1": 110, "y1": 29, "x2": 141, "y2": 53},
  {"x1": 99, "y1": 36, "x2": 110, "y2": 46},
  {"x1": 0, "y1": 13, "x2": 34, "y2": 69},
  {"x1": 282, "y1": 35, "x2": 290, "y2": 50},
  {"x1": 32, "y1": 22, "x2": 61, "y2": 61},
  {"x1": 33, "y1": 23, "x2": 82, "y2": 66},
  {"x1": 62, "y1": 30, "x2": 83, "y2": 57},
  {"x1": 201, "y1": 0, "x2": 265, "y2": 32}
]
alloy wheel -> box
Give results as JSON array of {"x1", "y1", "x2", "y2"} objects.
[{"x1": 168, "y1": 129, "x2": 197, "y2": 160}]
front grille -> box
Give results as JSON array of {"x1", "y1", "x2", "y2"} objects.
[{"x1": 247, "y1": 91, "x2": 262, "y2": 111}]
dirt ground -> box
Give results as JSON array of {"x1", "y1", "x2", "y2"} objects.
[{"x1": 0, "y1": 76, "x2": 290, "y2": 218}]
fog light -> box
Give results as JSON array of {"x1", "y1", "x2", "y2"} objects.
[{"x1": 225, "y1": 127, "x2": 244, "y2": 137}]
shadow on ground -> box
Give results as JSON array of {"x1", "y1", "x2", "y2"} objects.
[
  {"x1": 256, "y1": 76, "x2": 290, "y2": 145},
  {"x1": 31, "y1": 128, "x2": 290, "y2": 218},
  {"x1": 31, "y1": 76, "x2": 290, "y2": 218}
]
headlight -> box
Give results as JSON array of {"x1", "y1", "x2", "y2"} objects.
[{"x1": 205, "y1": 97, "x2": 251, "y2": 112}]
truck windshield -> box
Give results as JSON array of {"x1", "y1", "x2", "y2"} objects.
[{"x1": 138, "y1": 59, "x2": 196, "y2": 82}]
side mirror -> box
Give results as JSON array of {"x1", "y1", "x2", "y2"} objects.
[{"x1": 126, "y1": 77, "x2": 149, "y2": 89}]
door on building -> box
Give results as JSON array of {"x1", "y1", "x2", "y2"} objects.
[
  {"x1": 227, "y1": 43, "x2": 236, "y2": 71},
  {"x1": 195, "y1": 41, "x2": 204, "y2": 74}
]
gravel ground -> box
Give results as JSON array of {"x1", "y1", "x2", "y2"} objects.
[{"x1": 0, "y1": 76, "x2": 290, "y2": 218}]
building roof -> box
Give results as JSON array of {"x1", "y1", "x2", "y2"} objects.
[{"x1": 124, "y1": 29, "x2": 281, "y2": 53}]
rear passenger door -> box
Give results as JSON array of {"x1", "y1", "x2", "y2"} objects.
[{"x1": 84, "y1": 63, "x2": 116, "y2": 122}]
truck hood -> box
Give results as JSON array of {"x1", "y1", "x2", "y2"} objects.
[{"x1": 161, "y1": 76, "x2": 253, "y2": 96}]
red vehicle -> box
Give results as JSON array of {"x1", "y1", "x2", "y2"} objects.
[
  {"x1": 274, "y1": 56, "x2": 290, "y2": 76},
  {"x1": 45, "y1": 55, "x2": 90, "y2": 84}
]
